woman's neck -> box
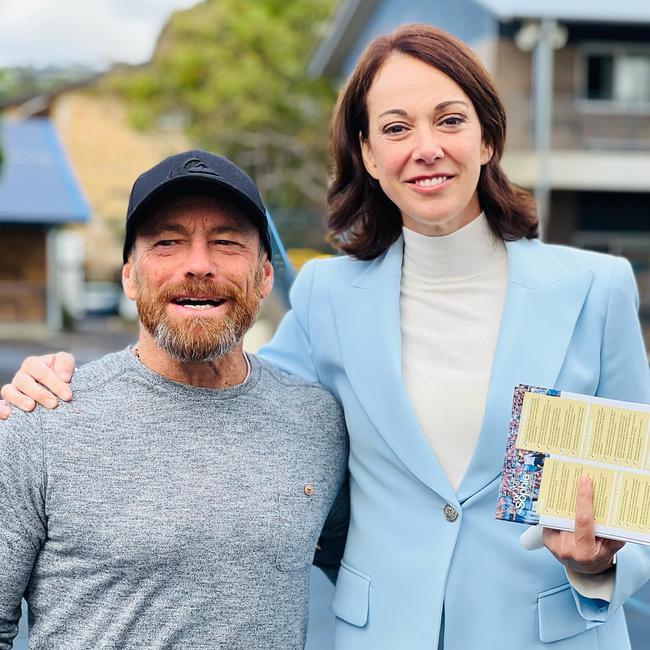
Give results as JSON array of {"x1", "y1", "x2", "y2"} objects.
[{"x1": 401, "y1": 212, "x2": 501, "y2": 280}]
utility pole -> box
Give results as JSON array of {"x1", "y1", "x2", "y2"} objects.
[
  {"x1": 533, "y1": 18, "x2": 556, "y2": 239},
  {"x1": 516, "y1": 19, "x2": 567, "y2": 240}
]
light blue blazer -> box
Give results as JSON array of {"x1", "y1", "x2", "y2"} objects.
[{"x1": 260, "y1": 236, "x2": 650, "y2": 649}]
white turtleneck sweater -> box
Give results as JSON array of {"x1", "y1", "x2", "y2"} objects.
[
  {"x1": 399, "y1": 212, "x2": 613, "y2": 601},
  {"x1": 400, "y1": 212, "x2": 507, "y2": 490}
]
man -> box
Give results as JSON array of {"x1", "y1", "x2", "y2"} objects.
[{"x1": 0, "y1": 151, "x2": 348, "y2": 649}]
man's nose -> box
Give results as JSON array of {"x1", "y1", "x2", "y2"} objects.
[
  {"x1": 183, "y1": 240, "x2": 216, "y2": 278},
  {"x1": 411, "y1": 127, "x2": 444, "y2": 164}
]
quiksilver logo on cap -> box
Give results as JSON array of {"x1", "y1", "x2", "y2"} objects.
[{"x1": 183, "y1": 159, "x2": 221, "y2": 176}]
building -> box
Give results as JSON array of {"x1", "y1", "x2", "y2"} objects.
[
  {"x1": 0, "y1": 118, "x2": 89, "y2": 328},
  {"x1": 310, "y1": 0, "x2": 650, "y2": 320}
]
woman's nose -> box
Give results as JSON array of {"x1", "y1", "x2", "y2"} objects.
[{"x1": 411, "y1": 128, "x2": 444, "y2": 164}]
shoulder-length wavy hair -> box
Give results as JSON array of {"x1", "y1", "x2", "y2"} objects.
[{"x1": 327, "y1": 23, "x2": 537, "y2": 259}]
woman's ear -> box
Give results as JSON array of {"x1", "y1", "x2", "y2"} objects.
[{"x1": 480, "y1": 140, "x2": 494, "y2": 166}]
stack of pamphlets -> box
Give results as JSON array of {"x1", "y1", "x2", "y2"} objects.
[{"x1": 496, "y1": 384, "x2": 650, "y2": 545}]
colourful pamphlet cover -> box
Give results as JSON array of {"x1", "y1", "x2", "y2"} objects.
[
  {"x1": 496, "y1": 384, "x2": 650, "y2": 545},
  {"x1": 496, "y1": 385, "x2": 557, "y2": 525}
]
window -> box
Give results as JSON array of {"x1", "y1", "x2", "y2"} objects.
[{"x1": 584, "y1": 49, "x2": 650, "y2": 107}]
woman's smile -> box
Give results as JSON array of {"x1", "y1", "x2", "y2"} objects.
[{"x1": 406, "y1": 174, "x2": 454, "y2": 192}]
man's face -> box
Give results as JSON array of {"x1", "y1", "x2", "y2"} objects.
[{"x1": 122, "y1": 196, "x2": 273, "y2": 363}]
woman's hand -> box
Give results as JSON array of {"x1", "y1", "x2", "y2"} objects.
[
  {"x1": 0, "y1": 352, "x2": 75, "y2": 419},
  {"x1": 543, "y1": 476, "x2": 623, "y2": 575}
]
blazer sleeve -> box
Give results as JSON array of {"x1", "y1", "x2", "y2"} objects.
[
  {"x1": 259, "y1": 259, "x2": 320, "y2": 383},
  {"x1": 574, "y1": 257, "x2": 650, "y2": 623}
]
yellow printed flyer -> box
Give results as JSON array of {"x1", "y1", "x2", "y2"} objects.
[{"x1": 496, "y1": 385, "x2": 650, "y2": 545}]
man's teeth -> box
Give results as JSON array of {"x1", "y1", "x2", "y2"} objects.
[
  {"x1": 414, "y1": 176, "x2": 448, "y2": 187},
  {"x1": 173, "y1": 299, "x2": 223, "y2": 309}
]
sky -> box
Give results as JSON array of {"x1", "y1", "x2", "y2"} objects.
[{"x1": 0, "y1": 0, "x2": 203, "y2": 69}]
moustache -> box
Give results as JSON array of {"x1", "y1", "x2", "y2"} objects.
[{"x1": 154, "y1": 279, "x2": 240, "y2": 305}]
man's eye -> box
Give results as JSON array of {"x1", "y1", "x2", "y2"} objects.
[
  {"x1": 155, "y1": 239, "x2": 178, "y2": 247},
  {"x1": 212, "y1": 240, "x2": 240, "y2": 247}
]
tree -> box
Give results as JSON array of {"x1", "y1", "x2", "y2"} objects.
[{"x1": 104, "y1": 0, "x2": 338, "y2": 219}]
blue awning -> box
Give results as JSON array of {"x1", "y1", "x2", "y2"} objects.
[{"x1": 0, "y1": 118, "x2": 90, "y2": 225}]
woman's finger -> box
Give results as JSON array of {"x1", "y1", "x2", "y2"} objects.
[{"x1": 573, "y1": 476, "x2": 596, "y2": 550}]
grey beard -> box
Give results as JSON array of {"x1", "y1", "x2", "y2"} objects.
[{"x1": 151, "y1": 317, "x2": 244, "y2": 363}]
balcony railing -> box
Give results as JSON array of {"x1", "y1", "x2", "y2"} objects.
[{"x1": 500, "y1": 91, "x2": 650, "y2": 151}]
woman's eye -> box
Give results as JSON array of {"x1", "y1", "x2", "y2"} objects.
[
  {"x1": 382, "y1": 124, "x2": 407, "y2": 135},
  {"x1": 440, "y1": 115, "x2": 465, "y2": 127}
]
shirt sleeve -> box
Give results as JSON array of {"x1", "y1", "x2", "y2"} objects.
[
  {"x1": 0, "y1": 410, "x2": 47, "y2": 648},
  {"x1": 566, "y1": 565, "x2": 614, "y2": 602}
]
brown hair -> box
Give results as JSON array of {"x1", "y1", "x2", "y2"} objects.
[{"x1": 327, "y1": 23, "x2": 537, "y2": 259}]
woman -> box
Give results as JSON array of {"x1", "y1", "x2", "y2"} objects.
[{"x1": 4, "y1": 24, "x2": 650, "y2": 650}]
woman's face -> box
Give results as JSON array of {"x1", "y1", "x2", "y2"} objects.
[{"x1": 360, "y1": 53, "x2": 492, "y2": 237}]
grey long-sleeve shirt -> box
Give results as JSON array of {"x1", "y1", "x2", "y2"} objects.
[{"x1": 0, "y1": 350, "x2": 348, "y2": 649}]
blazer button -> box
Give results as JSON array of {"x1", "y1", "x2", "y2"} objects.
[
  {"x1": 443, "y1": 504, "x2": 459, "y2": 522},
  {"x1": 304, "y1": 484, "x2": 314, "y2": 496}
]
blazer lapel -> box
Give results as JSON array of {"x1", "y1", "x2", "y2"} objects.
[
  {"x1": 330, "y1": 238, "x2": 457, "y2": 504},
  {"x1": 457, "y1": 239, "x2": 594, "y2": 503}
]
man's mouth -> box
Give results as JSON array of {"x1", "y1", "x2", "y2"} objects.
[
  {"x1": 170, "y1": 297, "x2": 227, "y2": 310},
  {"x1": 408, "y1": 175, "x2": 451, "y2": 187}
]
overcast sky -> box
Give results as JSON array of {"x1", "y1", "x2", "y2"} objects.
[{"x1": 0, "y1": 0, "x2": 203, "y2": 69}]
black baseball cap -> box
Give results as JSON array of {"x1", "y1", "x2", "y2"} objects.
[{"x1": 122, "y1": 150, "x2": 272, "y2": 262}]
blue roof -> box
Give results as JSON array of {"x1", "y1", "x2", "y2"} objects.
[{"x1": 0, "y1": 119, "x2": 90, "y2": 225}]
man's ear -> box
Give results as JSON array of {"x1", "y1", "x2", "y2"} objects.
[
  {"x1": 359, "y1": 132, "x2": 379, "y2": 180},
  {"x1": 260, "y1": 257, "x2": 274, "y2": 300},
  {"x1": 122, "y1": 258, "x2": 137, "y2": 301}
]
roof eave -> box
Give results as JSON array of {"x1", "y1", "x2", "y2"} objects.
[
  {"x1": 473, "y1": 0, "x2": 650, "y2": 25},
  {"x1": 308, "y1": 0, "x2": 379, "y2": 78}
]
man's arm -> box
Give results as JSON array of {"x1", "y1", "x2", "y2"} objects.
[
  {"x1": 0, "y1": 411, "x2": 47, "y2": 646},
  {"x1": 0, "y1": 353, "x2": 75, "y2": 419}
]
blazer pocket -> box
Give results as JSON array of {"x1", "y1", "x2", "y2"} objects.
[
  {"x1": 332, "y1": 561, "x2": 370, "y2": 627},
  {"x1": 275, "y1": 493, "x2": 324, "y2": 572},
  {"x1": 537, "y1": 583, "x2": 595, "y2": 643}
]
